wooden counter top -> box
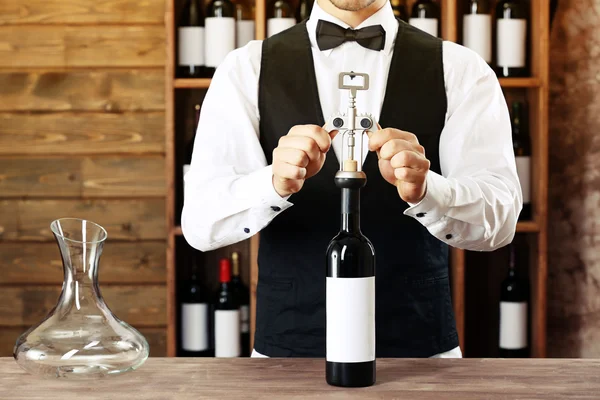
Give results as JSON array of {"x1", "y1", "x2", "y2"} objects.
[{"x1": 1, "y1": 357, "x2": 599, "y2": 399}]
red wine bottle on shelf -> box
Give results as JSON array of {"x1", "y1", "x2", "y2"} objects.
[
  {"x1": 495, "y1": 0, "x2": 529, "y2": 77},
  {"x1": 295, "y1": 0, "x2": 313, "y2": 22},
  {"x1": 391, "y1": 0, "x2": 409, "y2": 22},
  {"x1": 499, "y1": 244, "x2": 530, "y2": 358},
  {"x1": 180, "y1": 250, "x2": 212, "y2": 357},
  {"x1": 512, "y1": 101, "x2": 531, "y2": 220},
  {"x1": 183, "y1": 104, "x2": 201, "y2": 186},
  {"x1": 463, "y1": 0, "x2": 492, "y2": 63},
  {"x1": 231, "y1": 252, "x2": 250, "y2": 357},
  {"x1": 177, "y1": 0, "x2": 206, "y2": 78},
  {"x1": 235, "y1": 1, "x2": 255, "y2": 48},
  {"x1": 326, "y1": 174, "x2": 376, "y2": 387},
  {"x1": 214, "y1": 258, "x2": 241, "y2": 357},
  {"x1": 409, "y1": 0, "x2": 440, "y2": 37},
  {"x1": 205, "y1": 0, "x2": 236, "y2": 76},
  {"x1": 267, "y1": 0, "x2": 296, "y2": 37}
]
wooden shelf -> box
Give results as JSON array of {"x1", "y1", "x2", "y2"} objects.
[
  {"x1": 499, "y1": 78, "x2": 542, "y2": 88},
  {"x1": 516, "y1": 221, "x2": 540, "y2": 233},
  {"x1": 174, "y1": 78, "x2": 211, "y2": 89}
]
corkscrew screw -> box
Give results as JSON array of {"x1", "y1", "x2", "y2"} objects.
[{"x1": 325, "y1": 72, "x2": 377, "y2": 178}]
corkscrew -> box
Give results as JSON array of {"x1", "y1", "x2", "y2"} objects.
[{"x1": 325, "y1": 71, "x2": 377, "y2": 179}]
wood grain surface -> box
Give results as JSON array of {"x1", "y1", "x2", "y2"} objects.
[
  {"x1": 0, "y1": 71, "x2": 164, "y2": 112},
  {"x1": 0, "y1": 241, "x2": 166, "y2": 284},
  {"x1": 0, "y1": 199, "x2": 166, "y2": 241},
  {"x1": 0, "y1": 358, "x2": 599, "y2": 399},
  {"x1": 0, "y1": 285, "x2": 166, "y2": 326},
  {"x1": 0, "y1": 327, "x2": 166, "y2": 357},
  {"x1": 0, "y1": 26, "x2": 165, "y2": 67},
  {"x1": 0, "y1": 156, "x2": 165, "y2": 197},
  {"x1": 0, "y1": 0, "x2": 165, "y2": 24}
]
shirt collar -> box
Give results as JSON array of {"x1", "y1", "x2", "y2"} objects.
[{"x1": 306, "y1": 0, "x2": 398, "y2": 56}]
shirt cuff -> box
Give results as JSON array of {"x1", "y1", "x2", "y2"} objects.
[
  {"x1": 403, "y1": 171, "x2": 452, "y2": 227},
  {"x1": 241, "y1": 165, "x2": 293, "y2": 219}
]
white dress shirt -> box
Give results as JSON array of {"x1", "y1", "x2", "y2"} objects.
[{"x1": 182, "y1": 1, "x2": 522, "y2": 358}]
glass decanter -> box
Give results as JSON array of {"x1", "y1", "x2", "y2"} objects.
[{"x1": 13, "y1": 218, "x2": 150, "y2": 378}]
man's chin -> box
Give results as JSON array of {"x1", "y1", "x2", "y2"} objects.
[{"x1": 329, "y1": 0, "x2": 377, "y2": 12}]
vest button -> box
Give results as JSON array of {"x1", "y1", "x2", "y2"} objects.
[
  {"x1": 271, "y1": 206, "x2": 281, "y2": 212},
  {"x1": 446, "y1": 234, "x2": 453, "y2": 240},
  {"x1": 416, "y1": 212, "x2": 426, "y2": 218}
]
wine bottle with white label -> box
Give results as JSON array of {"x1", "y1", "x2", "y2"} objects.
[
  {"x1": 205, "y1": 0, "x2": 236, "y2": 76},
  {"x1": 214, "y1": 258, "x2": 241, "y2": 358},
  {"x1": 295, "y1": 0, "x2": 313, "y2": 22},
  {"x1": 230, "y1": 251, "x2": 250, "y2": 357},
  {"x1": 180, "y1": 250, "x2": 212, "y2": 357},
  {"x1": 326, "y1": 173, "x2": 376, "y2": 387},
  {"x1": 234, "y1": 0, "x2": 255, "y2": 48},
  {"x1": 183, "y1": 104, "x2": 201, "y2": 186},
  {"x1": 409, "y1": 0, "x2": 440, "y2": 37},
  {"x1": 512, "y1": 101, "x2": 531, "y2": 220},
  {"x1": 391, "y1": 0, "x2": 409, "y2": 22},
  {"x1": 267, "y1": 0, "x2": 296, "y2": 37},
  {"x1": 496, "y1": 0, "x2": 529, "y2": 77},
  {"x1": 499, "y1": 244, "x2": 530, "y2": 358},
  {"x1": 177, "y1": 0, "x2": 206, "y2": 77},
  {"x1": 463, "y1": 0, "x2": 492, "y2": 63}
]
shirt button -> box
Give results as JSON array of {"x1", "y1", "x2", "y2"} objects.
[
  {"x1": 271, "y1": 206, "x2": 281, "y2": 212},
  {"x1": 416, "y1": 212, "x2": 426, "y2": 218},
  {"x1": 244, "y1": 228, "x2": 250, "y2": 234},
  {"x1": 446, "y1": 234, "x2": 453, "y2": 240}
]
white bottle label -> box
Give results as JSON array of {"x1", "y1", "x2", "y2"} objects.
[
  {"x1": 499, "y1": 301, "x2": 528, "y2": 349},
  {"x1": 326, "y1": 276, "x2": 375, "y2": 363},
  {"x1": 215, "y1": 309, "x2": 241, "y2": 357},
  {"x1": 267, "y1": 18, "x2": 296, "y2": 37},
  {"x1": 181, "y1": 303, "x2": 209, "y2": 351},
  {"x1": 178, "y1": 27, "x2": 205, "y2": 66},
  {"x1": 496, "y1": 19, "x2": 527, "y2": 68},
  {"x1": 205, "y1": 17, "x2": 236, "y2": 68},
  {"x1": 515, "y1": 156, "x2": 531, "y2": 203},
  {"x1": 463, "y1": 14, "x2": 492, "y2": 63},
  {"x1": 240, "y1": 305, "x2": 250, "y2": 333},
  {"x1": 408, "y1": 18, "x2": 438, "y2": 37},
  {"x1": 236, "y1": 20, "x2": 255, "y2": 48}
]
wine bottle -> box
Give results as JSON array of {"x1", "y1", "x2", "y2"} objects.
[
  {"x1": 183, "y1": 104, "x2": 201, "y2": 185},
  {"x1": 234, "y1": 1, "x2": 255, "y2": 48},
  {"x1": 180, "y1": 250, "x2": 212, "y2": 357},
  {"x1": 499, "y1": 244, "x2": 530, "y2": 357},
  {"x1": 326, "y1": 172, "x2": 376, "y2": 387},
  {"x1": 205, "y1": 0, "x2": 236, "y2": 76},
  {"x1": 267, "y1": 0, "x2": 296, "y2": 38},
  {"x1": 214, "y1": 258, "x2": 241, "y2": 357},
  {"x1": 231, "y1": 252, "x2": 250, "y2": 357},
  {"x1": 495, "y1": 0, "x2": 528, "y2": 77},
  {"x1": 295, "y1": 0, "x2": 313, "y2": 22},
  {"x1": 512, "y1": 101, "x2": 532, "y2": 220},
  {"x1": 409, "y1": 0, "x2": 440, "y2": 37},
  {"x1": 177, "y1": 0, "x2": 206, "y2": 78},
  {"x1": 463, "y1": 0, "x2": 492, "y2": 63},
  {"x1": 391, "y1": 0, "x2": 409, "y2": 22}
]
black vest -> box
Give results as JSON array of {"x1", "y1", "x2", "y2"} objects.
[{"x1": 254, "y1": 20, "x2": 458, "y2": 357}]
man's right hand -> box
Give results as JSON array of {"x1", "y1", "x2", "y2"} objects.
[{"x1": 272, "y1": 125, "x2": 337, "y2": 197}]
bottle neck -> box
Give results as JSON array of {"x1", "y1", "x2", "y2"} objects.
[
  {"x1": 508, "y1": 246, "x2": 517, "y2": 277},
  {"x1": 341, "y1": 188, "x2": 361, "y2": 234}
]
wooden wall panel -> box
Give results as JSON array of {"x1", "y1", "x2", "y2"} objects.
[
  {"x1": 0, "y1": 286, "x2": 166, "y2": 326},
  {"x1": 0, "y1": 156, "x2": 165, "y2": 198},
  {"x1": 0, "y1": 199, "x2": 166, "y2": 241},
  {"x1": 0, "y1": 242, "x2": 166, "y2": 284},
  {"x1": 0, "y1": 0, "x2": 165, "y2": 25},
  {"x1": 0, "y1": 327, "x2": 167, "y2": 357},
  {"x1": 0, "y1": 26, "x2": 165, "y2": 68},
  {"x1": 0, "y1": 112, "x2": 165, "y2": 155},
  {"x1": 0, "y1": 71, "x2": 164, "y2": 112}
]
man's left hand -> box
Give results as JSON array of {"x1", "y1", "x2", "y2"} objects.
[{"x1": 368, "y1": 128, "x2": 430, "y2": 204}]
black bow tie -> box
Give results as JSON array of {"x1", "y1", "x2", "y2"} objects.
[{"x1": 316, "y1": 19, "x2": 386, "y2": 51}]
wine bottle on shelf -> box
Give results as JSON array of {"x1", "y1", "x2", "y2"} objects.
[
  {"x1": 295, "y1": 0, "x2": 313, "y2": 23},
  {"x1": 231, "y1": 252, "x2": 250, "y2": 357},
  {"x1": 180, "y1": 250, "x2": 212, "y2": 357},
  {"x1": 205, "y1": 0, "x2": 236, "y2": 76},
  {"x1": 326, "y1": 173, "x2": 376, "y2": 387},
  {"x1": 463, "y1": 0, "x2": 492, "y2": 64},
  {"x1": 512, "y1": 101, "x2": 532, "y2": 220},
  {"x1": 177, "y1": 0, "x2": 206, "y2": 78},
  {"x1": 235, "y1": 1, "x2": 255, "y2": 48},
  {"x1": 391, "y1": 0, "x2": 409, "y2": 22},
  {"x1": 495, "y1": 0, "x2": 529, "y2": 77},
  {"x1": 183, "y1": 104, "x2": 201, "y2": 187},
  {"x1": 499, "y1": 244, "x2": 530, "y2": 358},
  {"x1": 267, "y1": 0, "x2": 296, "y2": 38},
  {"x1": 409, "y1": 0, "x2": 440, "y2": 37},
  {"x1": 214, "y1": 258, "x2": 241, "y2": 357}
]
